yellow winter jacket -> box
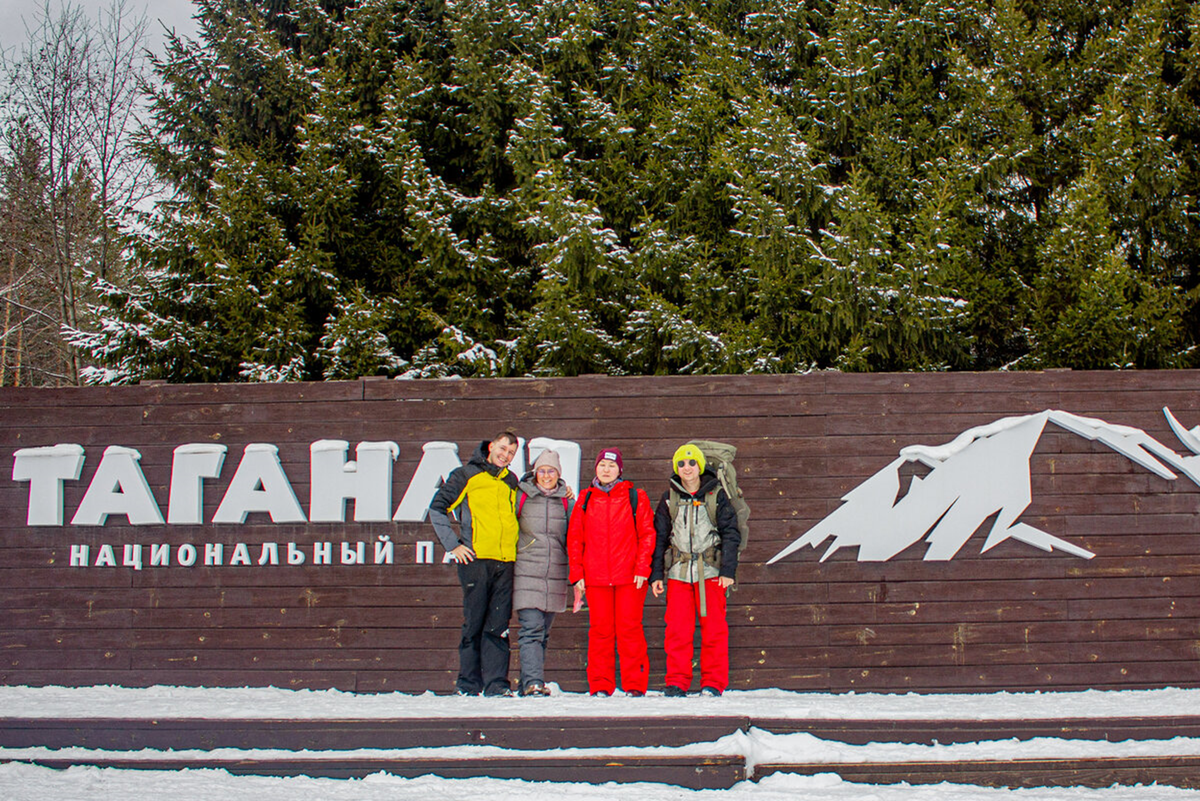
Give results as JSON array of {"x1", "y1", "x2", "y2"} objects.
[{"x1": 428, "y1": 442, "x2": 519, "y2": 561}]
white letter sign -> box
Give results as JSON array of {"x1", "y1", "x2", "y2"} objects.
[
  {"x1": 310, "y1": 440, "x2": 400, "y2": 522},
  {"x1": 213, "y1": 444, "x2": 306, "y2": 524},
  {"x1": 71, "y1": 446, "x2": 164, "y2": 526},
  {"x1": 12, "y1": 444, "x2": 85, "y2": 526},
  {"x1": 167, "y1": 444, "x2": 227, "y2": 524}
]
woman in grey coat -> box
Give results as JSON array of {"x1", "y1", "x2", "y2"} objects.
[{"x1": 514, "y1": 449, "x2": 573, "y2": 696}]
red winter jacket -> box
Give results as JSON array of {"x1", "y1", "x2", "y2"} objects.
[{"x1": 567, "y1": 480, "x2": 655, "y2": 587}]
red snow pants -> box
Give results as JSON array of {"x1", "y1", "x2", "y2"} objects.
[
  {"x1": 664, "y1": 578, "x2": 729, "y2": 693},
  {"x1": 585, "y1": 582, "x2": 649, "y2": 695}
]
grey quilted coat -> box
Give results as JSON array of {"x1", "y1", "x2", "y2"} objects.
[{"x1": 513, "y1": 477, "x2": 572, "y2": 613}]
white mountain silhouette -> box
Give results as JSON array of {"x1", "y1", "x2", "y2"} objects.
[{"x1": 768, "y1": 408, "x2": 1200, "y2": 564}]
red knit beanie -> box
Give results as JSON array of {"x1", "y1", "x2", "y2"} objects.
[{"x1": 594, "y1": 447, "x2": 624, "y2": 475}]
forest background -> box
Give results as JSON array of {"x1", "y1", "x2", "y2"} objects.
[{"x1": 2, "y1": 0, "x2": 1199, "y2": 386}]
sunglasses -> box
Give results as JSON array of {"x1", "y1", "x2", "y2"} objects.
[
  {"x1": 676, "y1": 459, "x2": 698, "y2": 468},
  {"x1": 535, "y1": 467, "x2": 559, "y2": 475}
]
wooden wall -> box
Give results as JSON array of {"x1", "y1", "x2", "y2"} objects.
[{"x1": 2, "y1": 371, "x2": 1199, "y2": 693}]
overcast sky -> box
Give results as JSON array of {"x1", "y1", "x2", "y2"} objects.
[{"x1": 0, "y1": 0, "x2": 199, "y2": 59}]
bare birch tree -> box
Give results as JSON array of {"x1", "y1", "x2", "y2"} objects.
[
  {"x1": 86, "y1": 0, "x2": 153, "y2": 280},
  {"x1": 0, "y1": 0, "x2": 151, "y2": 386}
]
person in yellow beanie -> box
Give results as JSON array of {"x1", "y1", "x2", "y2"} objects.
[{"x1": 650, "y1": 443, "x2": 740, "y2": 697}]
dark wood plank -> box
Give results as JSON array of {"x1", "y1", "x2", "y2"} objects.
[
  {"x1": 8, "y1": 714, "x2": 1199, "y2": 752},
  {"x1": 754, "y1": 756, "x2": 1200, "y2": 789},
  {"x1": 5, "y1": 755, "x2": 745, "y2": 788},
  {"x1": 5, "y1": 370, "x2": 1200, "y2": 693},
  {"x1": 754, "y1": 716, "x2": 1200, "y2": 745},
  {"x1": 0, "y1": 716, "x2": 751, "y2": 751}
]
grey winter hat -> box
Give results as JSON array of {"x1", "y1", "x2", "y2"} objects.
[{"x1": 533, "y1": 449, "x2": 562, "y2": 473}]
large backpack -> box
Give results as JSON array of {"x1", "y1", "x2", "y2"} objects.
[{"x1": 667, "y1": 439, "x2": 750, "y2": 554}]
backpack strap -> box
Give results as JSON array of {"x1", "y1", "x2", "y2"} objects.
[
  {"x1": 704, "y1": 490, "x2": 719, "y2": 529},
  {"x1": 580, "y1": 486, "x2": 637, "y2": 523},
  {"x1": 518, "y1": 492, "x2": 527, "y2": 517},
  {"x1": 703, "y1": 490, "x2": 723, "y2": 571},
  {"x1": 670, "y1": 487, "x2": 720, "y2": 528},
  {"x1": 665, "y1": 488, "x2": 724, "y2": 576}
]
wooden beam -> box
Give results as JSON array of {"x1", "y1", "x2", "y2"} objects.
[{"x1": 755, "y1": 756, "x2": 1200, "y2": 789}]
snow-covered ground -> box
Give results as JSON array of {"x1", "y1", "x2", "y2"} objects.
[
  {"x1": 5, "y1": 765, "x2": 1200, "y2": 801},
  {"x1": 5, "y1": 727, "x2": 1200, "y2": 770},
  {"x1": 3, "y1": 685, "x2": 1200, "y2": 800},
  {"x1": 4, "y1": 683, "x2": 1198, "y2": 720}
]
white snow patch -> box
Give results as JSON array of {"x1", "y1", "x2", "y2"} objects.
[
  {"x1": 2, "y1": 684, "x2": 1199, "y2": 722},
  {"x1": 4, "y1": 686, "x2": 1200, "y2": 799}
]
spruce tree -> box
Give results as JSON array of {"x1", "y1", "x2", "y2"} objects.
[{"x1": 74, "y1": 0, "x2": 1200, "y2": 381}]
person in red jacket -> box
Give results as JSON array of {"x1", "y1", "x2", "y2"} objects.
[{"x1": 568, "y1": 447, "x2": 655, "y2": 697}]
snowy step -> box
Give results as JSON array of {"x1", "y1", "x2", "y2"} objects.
[
  {"x1": 7, "y1": 716, "x2": 1200, "y2": 791},
  {"x1": 2, "y1": 754, "x2": 746, "y2": 789},
  {"x1": 754, "y1": 755, "x2": 1200, "y2": 789},
  {"x1": 756, "y1": 716, "x2": 1200, "y2": 745},
  {"x1": 0, "y1": 715, "x2": 748, "y2": 751},
  {"x1": 745, "y1": 728, "x2": 1200, "y2": 790},
  {"x1": 6, "y1": 715, "x2": 1199, "y2": 751}
]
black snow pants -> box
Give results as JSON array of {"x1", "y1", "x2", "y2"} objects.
[{"x1": 456, "y1": 558, "x2": 514, "y2": 695}]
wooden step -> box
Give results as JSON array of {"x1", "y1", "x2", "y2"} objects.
[
  {"x1": 8, "y1": 715, "x2": 1200, "y2": 790},
  {"x1": 7, "y1": 715, "x2": 1198, "y2": 751},
  {"x1": 755, "y1": 756, "x2": 1200, "y2": 789},
  {"x1": 755, "y1": 716, "x2": 1200, "y2": 744},
  {"x1": 3, "y1": 754, "x2": 745, "y2": 789},
  {"x1": 0, "y1": 715, "x2": 748, "y2": 751}
]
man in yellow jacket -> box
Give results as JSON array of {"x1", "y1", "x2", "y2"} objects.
[{"x1": 429, "y1": 431, "x2": 520, "y2": 696}]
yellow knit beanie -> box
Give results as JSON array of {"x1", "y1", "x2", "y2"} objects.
[{"x1": 672, "y1": 444, "x2": 706, "y2": 475}]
